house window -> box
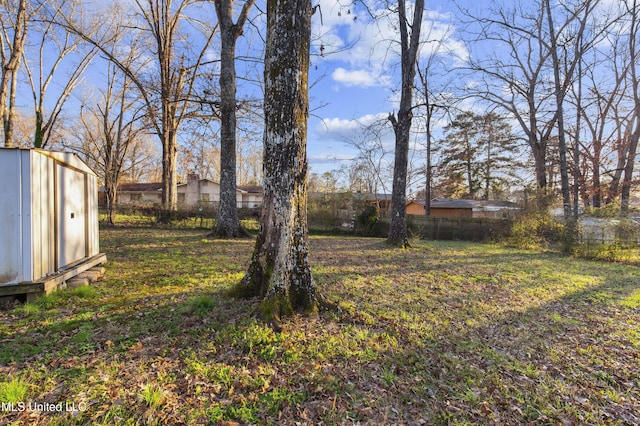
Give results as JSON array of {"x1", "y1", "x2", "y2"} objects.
[
  {"x1": 201, "y1": 193, "x2": 210, "y2": 202},
  {"x1": 131, "y1": 193, "x2": 142, "y2": 201},
  {"x1": 178, "y1": 193, "x2": 186, "y2": 203},
  {"x1": 202, "y1": 181, "x2": 208, "y2": 187}
]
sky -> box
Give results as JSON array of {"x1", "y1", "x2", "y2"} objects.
[
  {"x1": 11, "y1": 0, "x2": 634, "y2": 195},
  {"x1": 16, "y1": 0, "x2": 626, "y2": 194},
  {"x1": 298, "y1": 0, "x2": 473, "y2": 191},
  {"x1": 9, "y1": 0, "x2": 472, "y2": 193}
]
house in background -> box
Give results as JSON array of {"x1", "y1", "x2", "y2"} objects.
[
  {"x1": 116, "y1": 182, "x2": 163, "y2": 205},
  {"x1": 358, "y1": 193, "x2": 393, "y2": 212},
  {"x1": 112, "y1": 174, "x2": 263, "y2": 208},
  {"x1": 406, "y1": 199, "x2": 520, "y2": 219}
]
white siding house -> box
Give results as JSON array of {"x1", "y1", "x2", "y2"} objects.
[{"x1": 115, "y1": 174, "x2": 263, "y2": 209}]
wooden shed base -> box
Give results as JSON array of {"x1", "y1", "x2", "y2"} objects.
[{"x1": 0, "y1": 253, "x2": 107, "y2": 302}]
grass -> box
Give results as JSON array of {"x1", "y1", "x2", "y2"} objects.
[
  {"x1": 0, "y1": 227, "x2": 639, "y2": 424},
  {"x1": 0, "y1": 377, "x2": 30, "y2": 404}
]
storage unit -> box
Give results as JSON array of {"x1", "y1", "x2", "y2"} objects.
[{"x1": 0, "y1": 148, "x2": 106, "y2": 299}]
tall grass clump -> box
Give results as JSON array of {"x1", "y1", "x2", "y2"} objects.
[
  {"x1": 0, "y1": 377, "x2": 29, "y2": 404},
  {"x1": 508, "y1": 211, "x2": 563, "y2": 250}
]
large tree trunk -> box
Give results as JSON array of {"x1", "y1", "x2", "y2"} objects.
[
  {"x1": 234, "y1": 0, "x2": 317, "y2": 325},
  {"x1": 212, "y1": 0, "x2": 254, "y2": 238},
  {"x1": 531, "y1": 139, "x2": 548, "y2": 207},
  {"x1": 105, "y1": 180, "x2": 117, "y2": 226},
  {"x1": 161, "y1": 130, "x2": 178, "y2": 212},
  {"x1": 387, "y1": 0, "x2": 424, "y2": 248}
]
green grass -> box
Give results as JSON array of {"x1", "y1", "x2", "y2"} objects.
[
  {"x1": 0, "y1": 227, "x2": 639, "y2": 425},
  {"x1": 0, "y1": 377, "x2": 30, "y2": 404},
  {"x1": 139, "y1": 383, "x2": 164, "y2": 408}
]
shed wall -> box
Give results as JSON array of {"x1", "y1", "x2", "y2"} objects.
[
  {"x1": 31, "y1": 150, "x2": 56, "y2": 280},
  {"x1": 0, "y1": 149, "x2": 101, "y2": 285},
  {"x1": 0, "y1": 150, "x2": 23, "y2": 284}
]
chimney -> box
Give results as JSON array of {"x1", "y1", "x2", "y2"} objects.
[
  {"x1": 187, "y1": 173, "x2": 199, "y2": 184},
  {"x1": 186, "y1": 173, "x2": 200, "y2": 205}
]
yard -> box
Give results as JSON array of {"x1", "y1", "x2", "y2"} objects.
[{"x1": 0, "y1": 226, "x2": 639, "y2": 425}]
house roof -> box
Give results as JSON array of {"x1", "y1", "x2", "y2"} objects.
[
  {"x1": 410, "y1": 199, "x2": 520, "y2": 210},
  {"x1": 118, "y1": 182, "x2": 163, "y2": 192},
  {"x1": 177, "y1": 178, "x2": 218, "y2": 187},
  {"x1": 238, "y1": 185, "x2": 262, "y2": 194},
  {"x1": 354, "y1": 193, "x2": 392, "y2": 201}
]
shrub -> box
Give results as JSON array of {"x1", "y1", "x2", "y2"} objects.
[
  {"x1": 508, "y1": 212, "x2": 563, "y2": 250},
  {"x1": 357, "y1": 205, "x2": 381, "y2": 237}
]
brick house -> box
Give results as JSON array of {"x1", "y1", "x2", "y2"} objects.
[{"x1": 406, "y1": 199, "x2": 520, "y2": 219}]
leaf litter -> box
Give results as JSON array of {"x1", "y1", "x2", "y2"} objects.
[{"x1": 0, "y1": 228, "x2": 638, "y2": 425}]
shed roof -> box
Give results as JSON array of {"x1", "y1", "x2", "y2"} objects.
[{"x1": 0, "y1": 148, "x2": 97, "y2": 176}]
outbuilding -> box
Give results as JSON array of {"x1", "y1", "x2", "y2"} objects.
[{"x1": 0, "y1": 148, "x2": 106, "y2": 300}]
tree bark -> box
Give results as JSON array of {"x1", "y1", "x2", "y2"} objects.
[
  {"x1": 1, "y1": 0, "x2": 27, "y2": 148},
  {"x1": 387, "y1": 0, "x2": 424, "y2": 248},
  {"x1": 212, "y1": 0, "x2": 254, "y2": 238},
  {"x1": 234, "y1": 0, "x2": 317, "y2": 325},
  {"x1": 621, "y1": 0, "x2": 640, "y2": 217},
  {"x1": 544, "y1": 0, "x2": 573, "y2": 223}
]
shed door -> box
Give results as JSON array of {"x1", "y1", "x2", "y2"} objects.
[{"x1": 56, "y1": 164, "x2": 87, "y2": 268}]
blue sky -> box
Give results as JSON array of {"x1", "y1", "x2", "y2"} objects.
[
  {"x1": 302, "y1": 0, "x2": 469, "y2": 184},
  {"x1": 12, "y1": 0, "x2": 469, "y2": 192},
  {"x1": 13, "y1": 0, "x2": 631, "y2": 195}
]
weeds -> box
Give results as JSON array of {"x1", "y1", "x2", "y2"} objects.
[
  {"x1": 139, "y1": 383, "x2": 164, "y2": 408},
  {"x1": 0, "y1": 377, "x2": 29, "y2": 404}
]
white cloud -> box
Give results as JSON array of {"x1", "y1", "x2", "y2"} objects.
[
  {"x1": 308, "y1": 153, "x2": 355, "y2": 163},
  {"x1": 312, "y1": 1, "x2": 469, "y2": 88},
  {"x1": 331, "y1": 67, "x2": 391, "y2": 87},
  {"x1": 317, "y1": 113, "x2": 388, "y2": 137}
]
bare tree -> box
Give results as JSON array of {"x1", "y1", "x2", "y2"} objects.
[
  {"x1": 461, "y1": 1, "x2": 557, "y2": 207},
  {"x1": 619, "y1": 0, "x2": 640, "y2": 216},
  {"x1": 61, "y1": 0, "x2": 218, "y2": 211},
  {"x1": 122, "y1": 135, "x2": 161, "y2": 183},
  {"x1": 0, "y1": 0, "x2": 28, "y2": 147},
  {"x1": 543, "y1": 0, "x2": 599, "y2": 226},
  {"x1": 340, "y1": 117, "x2": 392, "y2": 196},
  {"x1": 234, "y1": 0, "x2": 318, "y2": 327},
  {"x1": 571, "y1": 42, "x2": 627, "y2": 208},
  {"x1": 211, "y1": 0, "x2": 255, "y2": 237},
  {"x1": 237, "y1": 122, "x2": 263, "y2": 185},
  {"x1": 72, "y1": 56, "x2": 147, "y2": 225},
  {"x1": 178, "y1": 122, "x2": 221, "y2": 181},
  {"x1": 23, "y1": 0, "x2": 98, "y2": 148},
  {"x1": 387, "y1": 0, "x2": 424, "y2": 247}
]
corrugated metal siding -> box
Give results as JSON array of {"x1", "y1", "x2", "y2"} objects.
[
  {"x1": 56, "y1": 161, "x2": 88, "y2": 268},
  {"x1": 0, "y1": 150, "x2": 23, "y2": 284},
  {"x1": 87, "y1": 174, "x2": 99, "y2": 255},
  {"x1": 0, "y1": 148, "x2": 100, "y2": 284}
]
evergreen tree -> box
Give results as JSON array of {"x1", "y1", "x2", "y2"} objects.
[{"x1": 439, "y1": 111, "x2": 520, "y2": 199}]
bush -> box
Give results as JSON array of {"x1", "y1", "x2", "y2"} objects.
[
  {"x1": 508, "y1": 212, "x2": 563, "y2": 250},
  {"x1": 584, "y1": 203, "x2": 621, "y2": 218},
  {"x1": 357, "y1": 205, "x2": 381, "y2": 237}
]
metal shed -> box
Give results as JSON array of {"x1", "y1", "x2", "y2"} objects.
[{"x1": 0, "y1": 148, "x2": 106, "y2": 299}]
